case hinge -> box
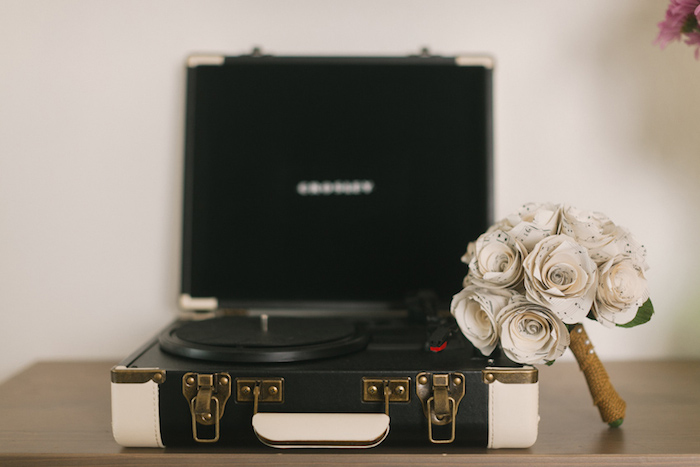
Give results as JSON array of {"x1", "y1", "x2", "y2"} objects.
[
  {"x1": 182, "y1": 372, "x2": 232, "y2": 443},
  {"x1": 236, "y1": 378, "x2": 284, "y2": 414},
  {"x1": 415, "y1": 372, "x2": 465, "y2": 444}
]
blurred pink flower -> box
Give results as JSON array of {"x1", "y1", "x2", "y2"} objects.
[{"x1": 655, "y1": 0, "x2": 700, "y2": 59}]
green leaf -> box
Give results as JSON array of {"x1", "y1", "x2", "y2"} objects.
[{"x1": 616, "y1": 298, "x2": 654, "y2": 328}]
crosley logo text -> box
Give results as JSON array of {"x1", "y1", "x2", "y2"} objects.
[{"x1": 296, "y1": 180, "x2": 375, "y2": 196}]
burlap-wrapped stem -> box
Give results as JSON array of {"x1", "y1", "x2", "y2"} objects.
[{"x1": 569, "y1": 323, "x2": 626, "y2": 426}]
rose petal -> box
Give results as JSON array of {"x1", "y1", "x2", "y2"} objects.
[
  {"x1": 496, "y1": 297, "x2": 570, "y2": 364},
  {"x1": 451, "y1": 286, "x2": 513, "y2": 355},
  {"x1": 523, "y1": 235, "x2": 597, "y2": 324},
  {"x1": 593, "y1": 256, "x2": 649, "y2": 327},
  {"x1": 467, "y1": 230, "x2": 527, "y2": 289}
]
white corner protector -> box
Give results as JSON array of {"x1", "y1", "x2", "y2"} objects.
[
  {"x1": 455, "y1": 56, "x2": 494, "y2": 69},
  {"x1": 187, "y1": 55, "x2": 225, "y2": 68},
  {"x1": 179, "y1": 293, "x2": 218, "y2": 311},
  {"x1": 487, "y1": 379, "x2": 539, "y2": 448},
  {"x1": 252, "y1": 413, "x2": 390, "y2": 449},
  {"x1": 111, "y1": 367, "x2": 164, "y2": 448}
]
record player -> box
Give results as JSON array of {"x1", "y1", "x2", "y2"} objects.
[{"x1": 110, "y1": 51, "x2": 539, "y2": 449}]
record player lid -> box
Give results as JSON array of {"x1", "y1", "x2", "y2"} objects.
[{"x1": 180, "y1": 54, "x2": 492, "y2": 312}]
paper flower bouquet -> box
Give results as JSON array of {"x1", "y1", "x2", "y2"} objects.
[{"x1": 451, "y1": 203, "x2": 653, "y2": 426}]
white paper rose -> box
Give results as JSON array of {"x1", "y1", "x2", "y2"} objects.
[
  {"x1": 450, "y1": 286, "x2": 513, "y2": 355},
  {"x1": 489, "y1": 202, "x2": 562, "y2": 252},
  {"x1": 612, "y1": 226, "x2": 649, "y2": 271},
  {"x1": 523, "y1": 235, "x2": 598, "y2": 324},
  {"x1": 460, "y1": 240, "x2": 477, "y2": 265},
  {"x1": 559, "y1": 205, "x2": 619, "y2": 265},
  {"x1": 593, "y1": 256, "x2": 649, "y2": 327},
  {"x1": 496, "y1": 297, "x2": 570, "y2": 364},
  {"x1": 465, "y1": 230, "x2": 528, "y2": 289}
]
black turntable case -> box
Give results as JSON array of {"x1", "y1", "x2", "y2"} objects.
[{"x1": 110, "y1": 53, "x2": 539, "y2": 449}]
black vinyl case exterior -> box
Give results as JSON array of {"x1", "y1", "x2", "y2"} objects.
[
  {"x1": 180, "y1": 54, "x2": 493, "y2": 312},
  {"x1": 111, "y1": 53, "x2": 540, "y2": 449},
  {"x1": 113, "y1": 320, "x2": 537, "y2": 448}
]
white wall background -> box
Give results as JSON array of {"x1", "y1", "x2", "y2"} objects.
[{"x1": 2, "y1": 0, "x2": 699, "y2": 383}]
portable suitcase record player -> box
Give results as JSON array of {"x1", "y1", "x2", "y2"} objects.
[{"x1": 111, "y1": 51, "x2": 539, "y2": 449}]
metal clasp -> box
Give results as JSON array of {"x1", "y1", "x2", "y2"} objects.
[
  {"x1": 415, "y1": 372, "x2": 465, "y2": 444},
  {"x1": 362, "y1": 378, "x2": 410, "y2": 415},
  {"x1": 182, "y1": 373, "x2": 232, "y2": 443},
  {"x1": 236, "y1": 378, "x2": 284, "y2": 414}
]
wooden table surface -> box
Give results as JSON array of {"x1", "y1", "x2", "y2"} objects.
[{"x1": 1, "y1": 360, "x2": 699, "y2": 466}]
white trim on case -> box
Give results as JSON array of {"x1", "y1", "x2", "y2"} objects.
[
  {"x1": 487, "y1": 379, "x2": 539, "y2": 448},
  {"x1": 252, "y1": 412, "x2": 390, "y2": 448},
  {"x1": 455, "y1": 56, "x2": 494, "y2": 69},
  {"x1": 187, "y1": 55, "x2": 225, "y2": 68},
  {"x1": 111, "y1": 370, "x2": 164, "y2": 448},
  {"x1": 179, "y1": 293, "x2": 218, "y2": 311}
]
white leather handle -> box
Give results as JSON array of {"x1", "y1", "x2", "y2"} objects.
[{"x1": 252, "y1": 412, "x2": 390, "y2": 448}]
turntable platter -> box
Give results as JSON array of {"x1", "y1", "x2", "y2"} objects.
[{"x1": 158, "y1": 316, "x2": 370, "y2": 363}]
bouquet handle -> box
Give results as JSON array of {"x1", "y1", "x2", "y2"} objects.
[{"x1": 569, "y1": 323, "x2": 626, "y2": 426}]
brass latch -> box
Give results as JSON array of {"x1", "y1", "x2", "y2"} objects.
[
  {"x1": 182, "y1": 372, "x2": 232, "y2": 443},
  {"x1": 362, "y1": 378, "x2": 410, "y2": 414},
  {"x1": 415, "y1": 372, "x2": 465, "y2": 444},
  {"x1": 236, "y1": 378, "x2": 284, "y2": 414}
]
